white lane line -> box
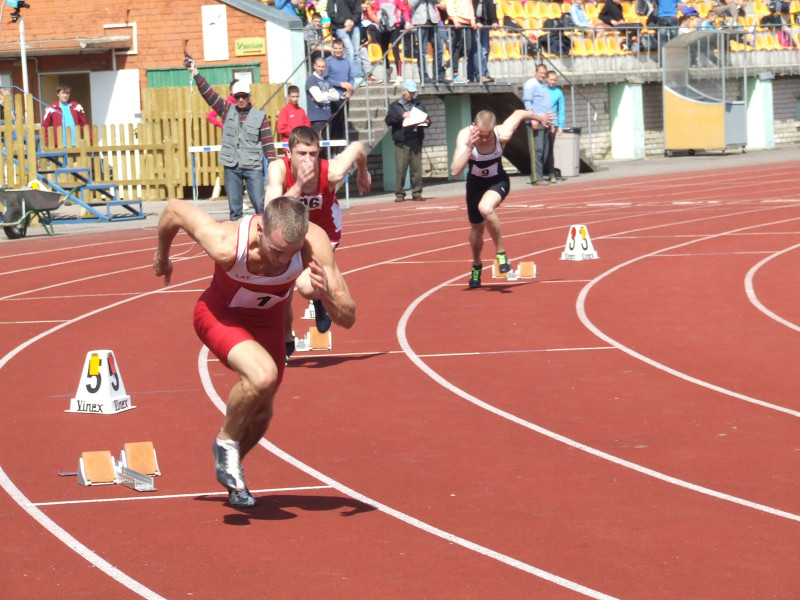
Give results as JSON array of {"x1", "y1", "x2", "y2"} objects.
[
  {"x1": 0, "y1": 276, "x2": 211, "y2": 600},
  {"x1": 577, "y1": 216, "x2": 800, "y2": 420},
  {"x1": 0, "y1": 466, "x2": 167, "y2": 600},
  {"x1": 33, "y1": 485, "x2": 333, "y2": 507},
  {"x1": 397, "y1": 271, "x2": 800, "y2": 525},
  {"x1": 197, "y1": 347, "x2": 621, "y2": 600},
  {"x1": 744, "y1": 242, "x2": 800, "y2": 333}
]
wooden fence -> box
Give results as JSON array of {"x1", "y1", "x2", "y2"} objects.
[{"x1": 0, "y1": 82, "x2": 284, "y2": 201}]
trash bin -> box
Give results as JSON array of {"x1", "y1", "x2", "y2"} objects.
[{"x1": 554, "y1": 128, "x2": 581, "y2": 177}]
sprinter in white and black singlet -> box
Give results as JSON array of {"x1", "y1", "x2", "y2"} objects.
[{"x1": 451, "y1": 109, "x2": 553, "y2": 289}]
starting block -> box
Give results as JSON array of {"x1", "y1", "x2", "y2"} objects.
[
  {"x1": 492, "y1": 260, "x2": 537, "y2": 280},
  {"x1": 561, "y1": 224, "x2": 599, "y2": 261},
  {"x1": 67, "y1": 350, "x2": 135, "y2": 415},
  {"x1": 293, "y1": 326, "x2": 332, "y2": 351},
  {"x1": 120, "y1": 441, "x2": 161, "y2": 476},
  {"x1": 77, "y1": 450, "x2": 117, "y2": 486},
  {"x1": 74, "y1": 442, "x2": 159, "y2": 491}
]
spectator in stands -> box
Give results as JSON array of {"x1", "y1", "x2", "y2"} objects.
[
  {"x1": 277, "y1": 0, "x2": 308, "y2": 22},
  {"x1": 305, "y1": 12, "x2": 328, "y2": 62},
  {"x1": 380, "y1": 0, "x2": 412, "y2": 84},
  {"x1": 187, "y1": 60, "x2": 277, "y2": 221},
  {"x1": 655, "y1": 0, "x2": 681, "y2": 49},
  {"x1": 42, "y1": 83, "x2": 92, "y2": 146},
  {"x1": 522, "y1": 63, "x2": 554, "y2": 186},
  {"x1": 0, "y1": 88, "x2": 10, "y2": 123},
  {"x1": 445, "y1": 0, "x2": 477, "y2": 82},
  {"x1": 708, "y1": 0, "x2": 745, "y2": 27},
  {"x1": 306, "y1": 55, "x2": 340, "y2": 134},
  {"x1": 329, "y1": 0, "x2": 367, "y2": 84},
  {"x1": 325, "y1": 38, "x2": 356, "y2": 151},
  {"x1": 568, "y1": 0, "x2": 603, "y2": 37},
  {"x1": 384, "y1": 79, "x2": 430, "y2": 201},
  {"x1": 543, "y1": 70, "x2": 565, "y2": 184},
  {"x1": 410, "y1": 0, "x2": 450, "y2": 84},
  {"x1": 598, "y1": 0, "x2": 642, "y2": 49},
  {"x1": 473, "y1": 0, "x2": 499, "y2": 83},
  {"x1": 277, "y1": 85, "x2": 312, "y2": 143}
]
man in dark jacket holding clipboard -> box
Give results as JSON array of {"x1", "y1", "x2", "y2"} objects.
[{"x1": 384, "y1": 80, "x2": 430, "y2": 202}]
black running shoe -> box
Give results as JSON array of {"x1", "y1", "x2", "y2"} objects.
[
  {"x1": 285, "y1": 340, "x2": 295, "y2": 365},
  {"x1": 469, "y1": 265, "x2": 482, "y2": 289},
  {"x1": 497, "y1": 252, "x2": 511, "y2": 273},
  {"x1": 313, "y1": 299, "x2": 332, "y2": 333}
]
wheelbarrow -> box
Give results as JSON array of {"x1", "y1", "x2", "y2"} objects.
[{"x1": 0, "y1": 187, "x2": 63, "y2": 239}]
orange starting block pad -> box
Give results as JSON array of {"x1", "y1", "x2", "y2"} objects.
[
  {"x1": 492, "y1": 260, "x2": 537, "y2": 280},
  {"x1": 67, "y1": 350, "x2": 135, "y2": 414},
  {"x1": 74, "y1": 442, "x2": 159, "y2": 491},
  {"x1": 294, "y1": 326, "x2": 332, "y2": 351}
]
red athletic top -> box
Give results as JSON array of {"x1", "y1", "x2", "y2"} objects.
[
  {"x1": 204, "y1": 215, "x2": 304, "y2": 321},
  {"x1": 282, "y1": 155, "x2": 342, "y2": 244}
]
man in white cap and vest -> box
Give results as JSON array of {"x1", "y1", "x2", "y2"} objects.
[{"x1": 188, "y1": 59, "x2": 278, "y2": 221}]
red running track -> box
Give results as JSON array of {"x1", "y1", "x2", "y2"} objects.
[{"x1": 2, "y1": 161, "x2": 800, "y2": 599}]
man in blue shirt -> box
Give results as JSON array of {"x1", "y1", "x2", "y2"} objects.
[
  {"x1": 657, "y1": 0, "x2": 681, "y2": 48},
  {"x1": 522, "y1": 63, "x2": 553, "y2": 185},
  {"x1": 325, "y1": 38, "x2": 355, "y2": 155},
  {"x1": 544, "y1": 70, "x2": 565, "y2": 184}
]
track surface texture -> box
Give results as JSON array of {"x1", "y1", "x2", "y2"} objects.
[{"x1": 2, "y1": 149, "x2": 800, "y2": 599}]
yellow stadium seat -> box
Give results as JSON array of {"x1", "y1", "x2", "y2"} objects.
[
  {"x1": 368, "y1": 43, "x2": 383, "y2": 63},
  {"x1": 545, "y1": 2, "x2": 562, "y2": 18},
  {"x1": 753, "y1": 0, "x2": 770, "y2": 15},
  {"x1": 571, "y1": 36, "x2": 593, "y2": 56},
  {"x1": 510, "y1": 1, "x2": 527, "y2": 19},
  {"x1": 489, "y1": 39, "x2": 508, "y2": 60},
  {"x1": 525, "y1": 0, "x2": 545, "y2": 18}
]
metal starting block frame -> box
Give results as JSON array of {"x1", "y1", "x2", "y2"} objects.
[{"x1": 117, "y1": 466, "x2": 157, "y2": 492}]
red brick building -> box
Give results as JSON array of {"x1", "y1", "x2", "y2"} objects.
[{"x1": 0, "y1": 0, "x2": 293, "y2": 125}]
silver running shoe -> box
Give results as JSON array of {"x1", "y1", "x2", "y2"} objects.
[
  {"x1": 212, "y1": 437, "x2": 246, "y2": 491},
  {"x1": 228, "y1": 487, "x2": 256, "y2": 507}
]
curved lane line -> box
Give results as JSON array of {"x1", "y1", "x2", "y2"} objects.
[
  {"x1": 744, "y1": 242, "x2": 800, "y2": 332},
  {"x1": 0, "y1": 277, "x2": 210, "y2": 600},
  {"x1": 396, "y1": 273, "x2": 800, "y2": 523},
  {"x1": 196, "y1": 346, "x2": 620, "y2": 600},
  {"x1": 576, "y1": 217, "x2": 800, "y2": 420}
]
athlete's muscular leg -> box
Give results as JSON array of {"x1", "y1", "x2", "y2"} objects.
[
  {"x1": 478, "y1": 190, "x2": 505, "y2": 254},
  {"x1": 222, "y1": 339, "x2": 279, "y2": 458},
  {"x1": 469, "y1": 222, "x2": 485, "y2": 264}
]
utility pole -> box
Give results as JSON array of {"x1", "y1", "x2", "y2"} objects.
[{"x1": 8, "y1": 1, "x2": 31, "y2": 94}]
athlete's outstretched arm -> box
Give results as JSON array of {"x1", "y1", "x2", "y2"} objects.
[
  {"x1": 298, "y1": 224, "x2": 356, "y2": 329},
  {"x1": 154, "y1": 199, "x2": 236, "y2": 285},
  {"x1": 498, "y1": 109, "x2": 554, "y2": 144},
  {"x1": 265, "y1": 158, "x2": 289, "y2": 203},
  {"x1": 328, "y1": 141, "x2": 371, "y2": 195}
]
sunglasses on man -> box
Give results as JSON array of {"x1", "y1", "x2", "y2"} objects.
[{"x1": 234, "y1": 93, "x2": 250, "y2": 100}]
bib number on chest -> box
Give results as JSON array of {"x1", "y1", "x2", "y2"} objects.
[
  {"x1": 470, "y1": 162, "x2": 498, "y2": 178},
  {"x1": 298, "y1": 194, "x2": 323, "y2": 211},
  {"x1": 229, "y1": 287, "x2": 288, "y2": 309}
]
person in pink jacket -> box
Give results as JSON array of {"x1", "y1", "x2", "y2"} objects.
[{"x1": 41, "y1": 83, "x2": 92, "y2": 146}]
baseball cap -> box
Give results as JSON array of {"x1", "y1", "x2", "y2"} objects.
[
  {"x1": 231, "y1": 80, "x2": 251, "y2": 96},
  {"x1": 403, "y1": 80, "x2": 418, "y2": 93}
]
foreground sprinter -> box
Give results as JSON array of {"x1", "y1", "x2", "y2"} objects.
[{"x1": 153, "y1": 196, "x2": 356, "y2": 507}]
